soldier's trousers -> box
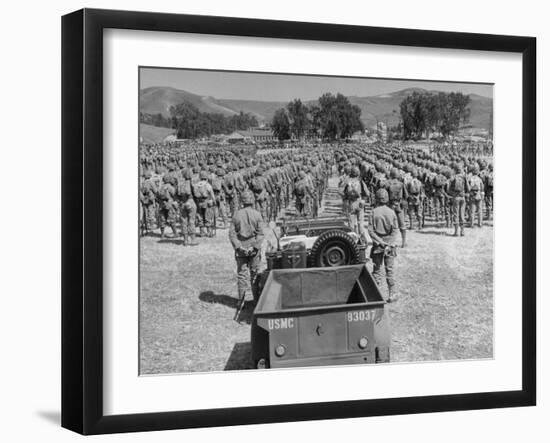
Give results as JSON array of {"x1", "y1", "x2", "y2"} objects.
[
  {"x1": 226, "y1": 193, "x2": 238, "y2": 216},
  {"x1": 179, "y1": 200, "x2": 197, "y2": 235},
  {"x1": 390, "y1": 201, "x2": 406, "y2": 230},
  {"x1": 407, "y1": 196, "x2": 422, "y2": 228},
  {"x1": 159, "y1": 205, "x2": 178, "y2": 230},
  {"x1": 372, "y1": 252, "x2": 395, "y2": 292},
  {"x1": 141, "y1": 203, "x2": 156, "y2": 231},
  {"x1": 434, "y1": 194, "x2": 447, "y2": 221},
  {"x1": 197, "y1": 204, "x2": 213, "y2": 227},
  {"x1": 236, "y1": 252, "x2": 261, "y2": 299},
  {"x1": 469, "y1": 198, "x2": 483, "y2": 227},
  {"x1": 295, "y1": 196, "x2": 308, "y2": 216},
  {"x1": 255, "y1": 199, "x2": 268, "y2": 219},
  {"x1": 451, "y1": 197, "x2": 466, "y2": 227},
  {"x1": 348, "y1": 199, "x2": 365, "y2": 237}
]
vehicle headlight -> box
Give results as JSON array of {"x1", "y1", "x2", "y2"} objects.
[
  {"x1": 275, "y1": 344, "x2": 286, "y2": 357},
  {"x1": 358, "y1": 337, "x2": 369, "y2": 349}
]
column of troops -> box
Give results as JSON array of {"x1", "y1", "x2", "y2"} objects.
[
  {"x1": 335, "y1": 142, "x2": 493, "y2": 237},
  {"x1": 139, "y1": 142, "x2": 333, "y2": 245}
]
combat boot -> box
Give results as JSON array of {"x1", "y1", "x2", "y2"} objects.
[
  {"x1": 182, "y1": 234, "x2": 188, "y2": 246},
  {"x1": 188, "y1": 234, "x2": 198, "y2": 246},
  {"x1": 160, "y1": 228, "x2": 165, "y2": 239},
  {"x1": 453, "y1": 225, "x2": 459, "y2": 237},
  {"x1": 460, "y1": 226, "x2": 465, "y2": 237},
  {"x1": 199, "y1": 226, "x2": 205, "y2": 237}
]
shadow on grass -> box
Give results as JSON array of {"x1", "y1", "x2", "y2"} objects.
[
  {"x1": 224, "y1": 342, "x2": 253, "y2": 370},
  {"x1": 199, "y1": 291, "x2": 254, "y2": 324},
  {"x1": 415, "y1": 229, "x2": 456, "y2": 237}
]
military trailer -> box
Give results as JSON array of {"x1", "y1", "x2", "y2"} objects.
[
  {"x1": 250, "y1": 218, "x2": 390, "y2": 369},
  {"x1": 251, "y1": 264, "x2": 390, "y2": 369}
]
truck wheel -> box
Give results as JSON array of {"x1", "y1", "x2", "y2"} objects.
[{"x1": 308, "y1": 230, "x2": 361, "y2": 267}]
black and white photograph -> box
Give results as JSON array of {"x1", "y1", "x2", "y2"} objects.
[{"x1": 139, "y1": 68, "x2": 494, "y2": 374}]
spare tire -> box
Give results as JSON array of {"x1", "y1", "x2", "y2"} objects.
[{"x1": 308, "y1": 230, "x2": 361, "y2": 267}]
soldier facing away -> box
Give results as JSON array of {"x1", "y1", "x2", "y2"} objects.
[
  {"x1": 229, "y1": 190, "x2": 264, "y2": 322},
  {"x1": 368, "y1": 188, "x2": 400, "y2": 303}
]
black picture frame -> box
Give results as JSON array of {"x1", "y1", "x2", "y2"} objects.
[{"x1": 61, "y1": 8, "x2": 536, "y2": 435}]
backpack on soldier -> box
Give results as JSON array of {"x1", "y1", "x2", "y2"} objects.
[
  {"x1": 388, "y1": 180, "x2": 403, "y2": 201},
  {"x1": 158, "y1": 184, "x2": 173, "y2": 201},
  {"x1": 224, "y1": 173, "x2": 235, "y2": 190},
  {"x1": 408, "y1": 179, "x2": 421, "y2": 195},
  {"x1": 176, "y1": 179, "x2": 192, "y2": 199},
  {"x1": 295, "y1": 180, "x2": 307, "y2": 197},
  {"x1": 470, "y1": 176, "x2": 481, "y2": 192},
  {"x1": 251, "y1": 177, "x2": 263, "y2": 194},
  {"x1": 140, "y1": 182, "x2": 154, "y2": 204},
  {"x1": 211, "y1": 176, "x2": 222, "y2": 193},
  {"x1": 194, "y1": 181, "x2": 209, "y2": 199},
  {"x1": 346, "y1": 179, "x2": 361, "y2": 199},
  {"x1": 450, "y1": 175, "x2": 465, "y2": 193},
  {"x1": 434, "y1": 175, "x2": 445, "y2": 188}
]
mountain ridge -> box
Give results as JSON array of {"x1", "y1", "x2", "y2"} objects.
[{"x1": 140, "y1": 86, "x2": 492, "y2": 130}]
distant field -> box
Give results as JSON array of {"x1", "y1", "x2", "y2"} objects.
[
  {"x1": 139, "y1": 178, "x2": 493, "y2": 374},
  {"x1": 140, "y1": 123, "x2": 175, "y2": 144}
]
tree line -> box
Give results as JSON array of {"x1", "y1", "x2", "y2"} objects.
[
  {"x1": 399, "y1": 91, "x2": 471, "y2": 140},
  {"x1": 140, "y1": 102, "x2": 259, "y2": 139},
  {"x1": 271, "y1": 93, "x2": 364, "y2": 141}
]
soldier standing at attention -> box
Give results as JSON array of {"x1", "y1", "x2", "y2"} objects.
[
  {"x1": 294, "y1": 170, "x2": 314, "y2": 216},
  {"x1": 139, "y1": 169, "x2": 157, "y2": 236},
  {"x1": 229, "y1": 190, "x2": 264, "y2": 322},
  {"x1": 468, "y1": 165, "x2": 485, "y2": 228},
  {"x1": 368, "y1": 188, "x2": 400, "y2": 303},
  {"x1": 343, "y1": 166, "x2": 369, "y2": 242},
  {"x1": 176, "y1": 168, "x2": 198, "y2": 246},
  {"x1": 406, "y1": 169, "x2": 424, "y2": 230},
  {"x1": 386, "y1": 168, "x2": 408, "y2": 247},
  {"x1": 193, "y1": 170, "x2": 216, "y2": 237},
  {"x1": 157, "y1": 175, "x2": 179, "y2": 239},
  {"x1": 447, "y1": 165, "x2": 470, "y2": 237}
]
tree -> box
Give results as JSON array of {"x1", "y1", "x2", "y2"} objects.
[
  {"x1": 271, "y1": 109, "x2": 291, "y2": 140},
  {"x1": 287, "y1": 99, "x2": 310, "y2": 139},
  {"x1": 399, "y1": 91, "x2": 470, "y2": 140}
]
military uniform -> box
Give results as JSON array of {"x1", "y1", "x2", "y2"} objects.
[
  {"x1": 447, "y1": 171, "x2": 470, "y2": 236},
  {"x1": 193, "y1": 172, "x2": 216, "y2": 237},
  {"x1": 294, "y1": 173, "x2": 313, "y2": 216},
  {"x1": 229, "y1": 199, "x2": 264, "y2": 304},
  {"x1": 468, "y1": 173, "x2": 484, "y2": 227},
  {"x1": 368, "y1": 197, "x2": 399, "y2": 302},
  {"x1": 139, "y1": 174, "x2": 157, "y2": 235},
  {"x1": 344, "y1": 173, "x2": 368, "y2": 239},
  {"x1": 175, "y1": 171, "x2": 197, "y2": 245},
  {"x1": 406, "y1": 176, "x2": 423, "y2": 229},
  {"x1": 157, "y1": 180, "x2": 178, "y2": 238}
]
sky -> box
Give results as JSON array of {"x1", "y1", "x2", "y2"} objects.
[{"x1": 140, "y1": 67, "x2": 493, "y2": 102}]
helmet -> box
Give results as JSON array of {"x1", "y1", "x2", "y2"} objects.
[
  {"x1": 199, "y1": 170, "x2": 209, "y2": 180},
  {"x1": 390, "y1": 168, "x2": 399, "y2": 179},
  {"x1": 375, "y1": 188, "x2": 389, "y2": 204},
  {"x1": 144, "y1": 169, "x2": 152, "y2": 179},
  {"x1": 241, "y1": 190, "x2": 255, "y2": 206},
  {"x1": 350, "y1": 167, "x2": 360, "y2": 178}
]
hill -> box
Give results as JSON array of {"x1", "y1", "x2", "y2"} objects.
[
  {"x1": 139, "y1": 123, "x2": 176, "y2": 144},
  {"x1": 140, "y1": 86, "x2": 493, "y2": 131}
]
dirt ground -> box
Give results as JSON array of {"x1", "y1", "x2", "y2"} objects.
[{"x1": 139, "y1": 181, "x2": 493, "y2": 374}]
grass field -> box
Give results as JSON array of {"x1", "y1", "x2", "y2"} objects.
[{"x1": 139, "y1": 181, "x2": 493, "y2": 374}]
